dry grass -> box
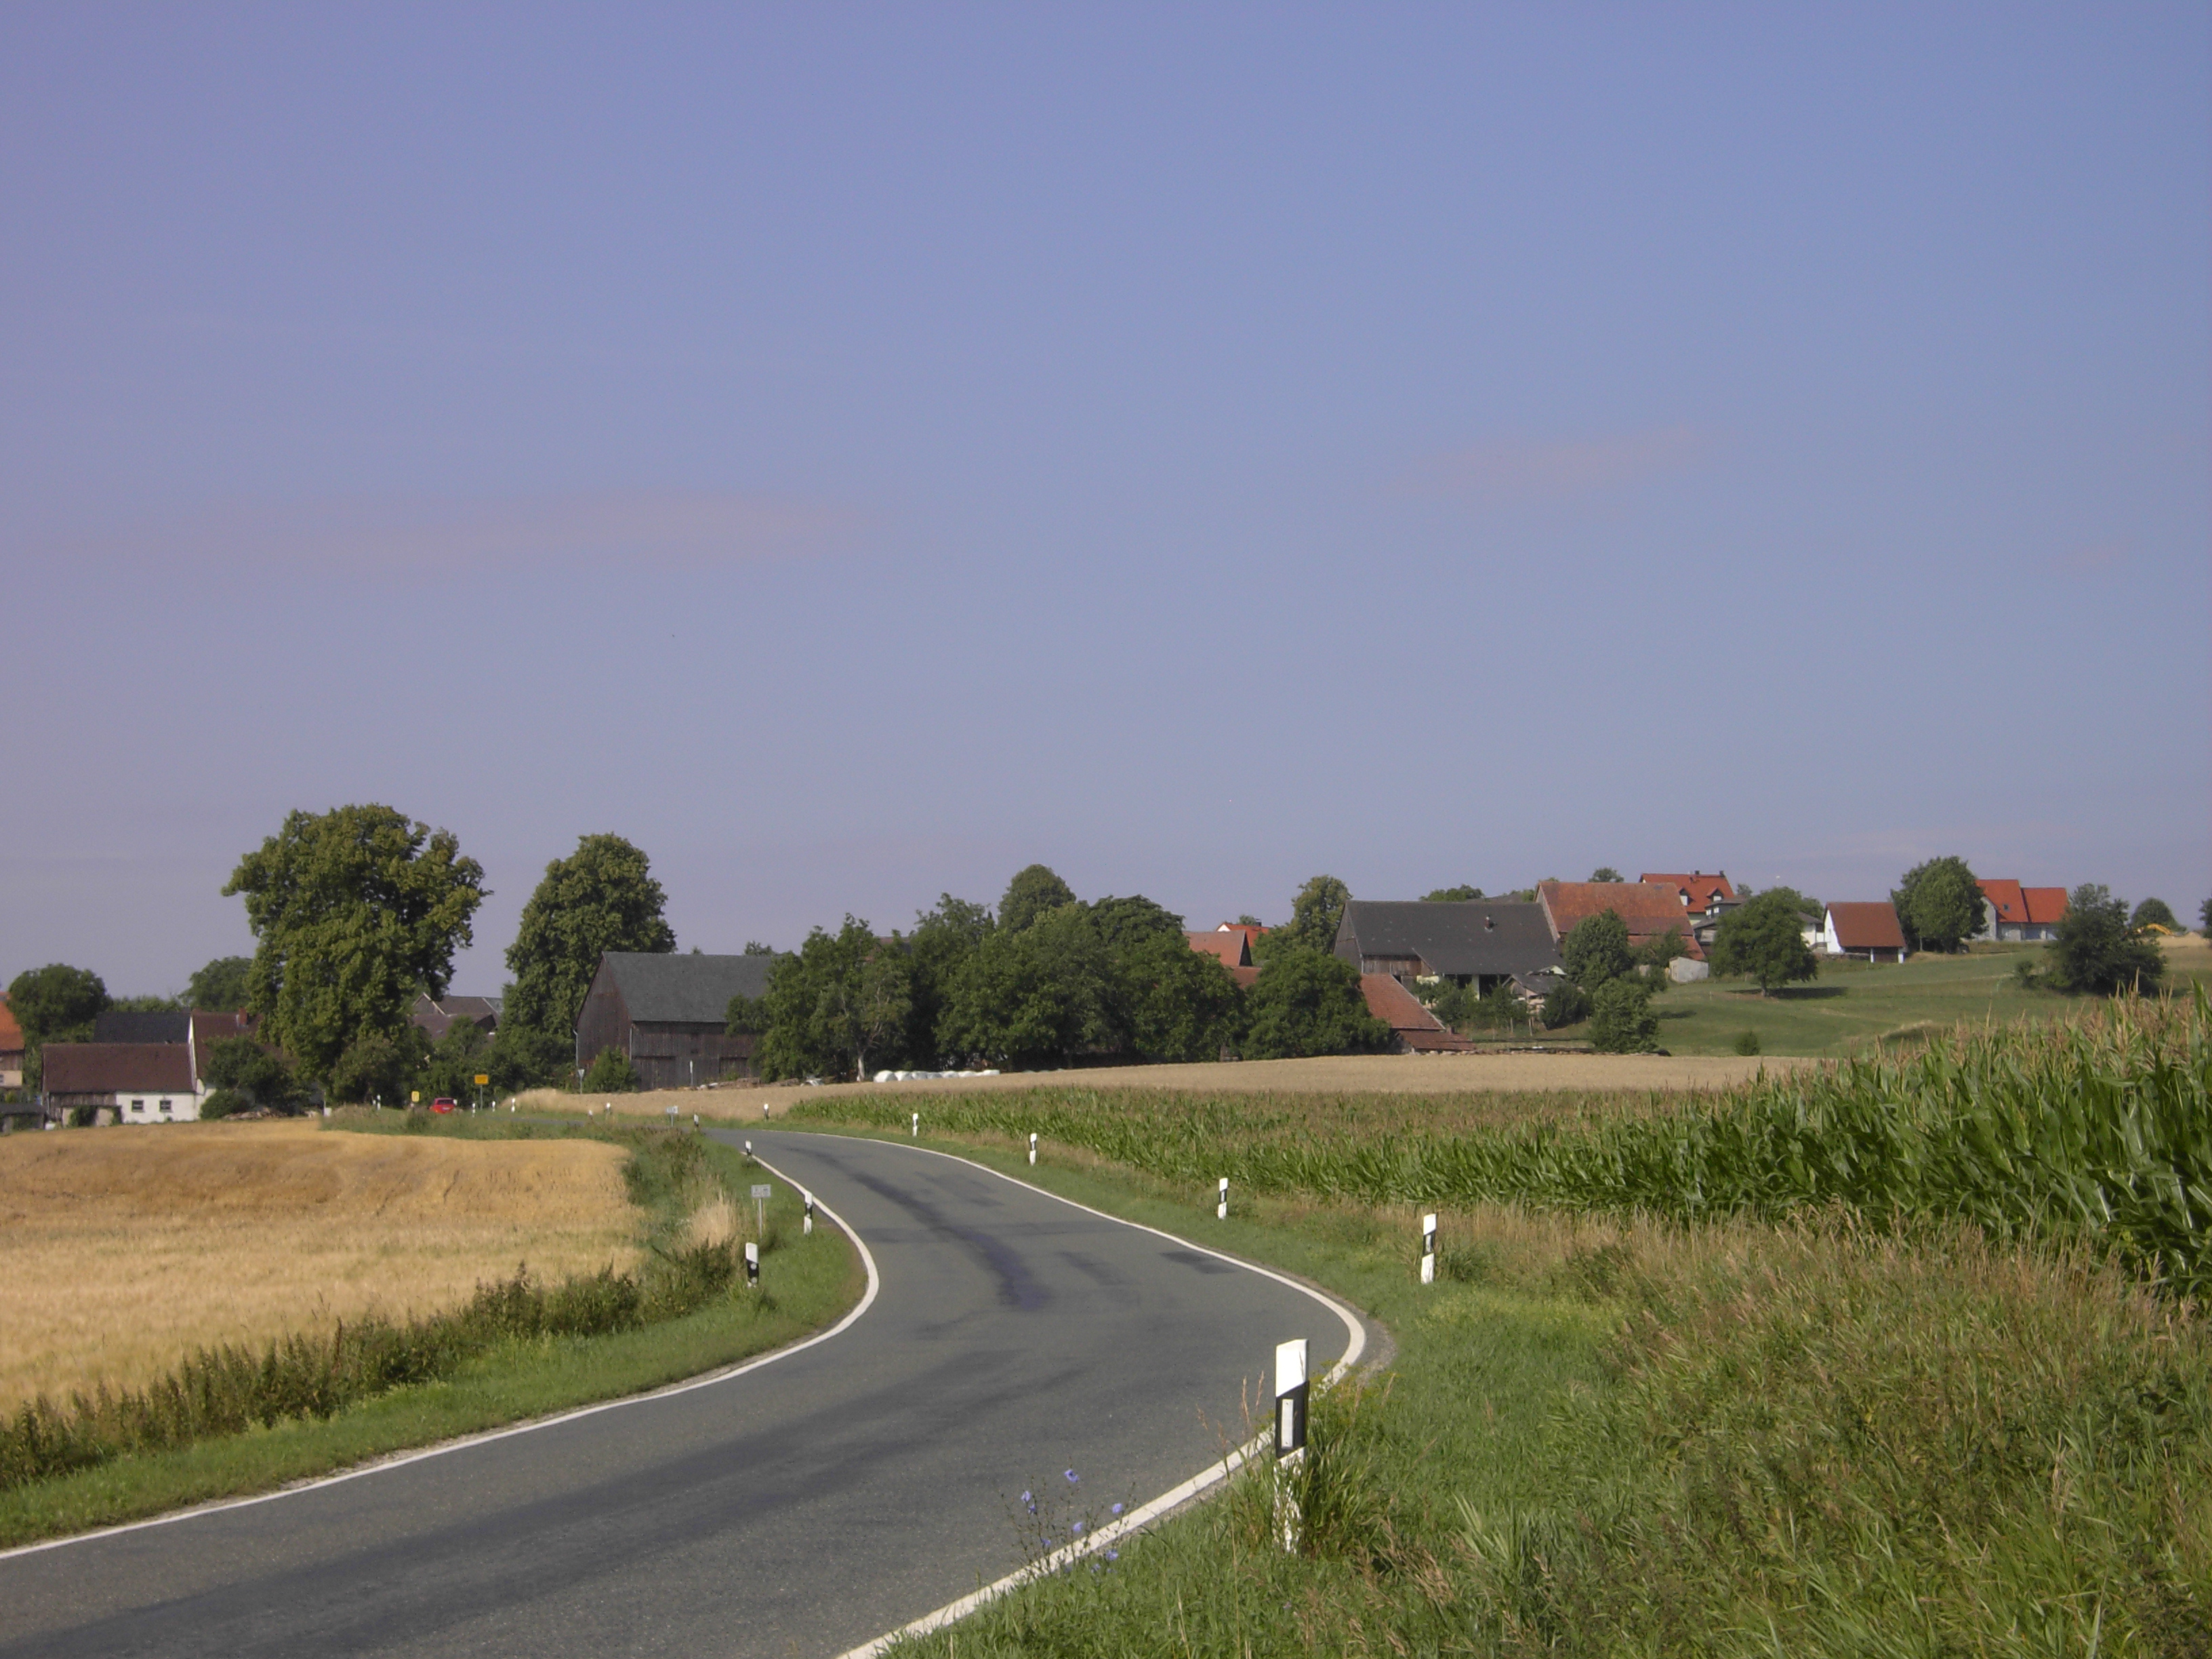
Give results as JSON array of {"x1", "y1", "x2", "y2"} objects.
[
  {"x1": 517, "y1": 1050, "x2": 1796, "y2": 1124},
  {"x1": 0, "y1": 1119, "x2": 640, "y2": 1410}
]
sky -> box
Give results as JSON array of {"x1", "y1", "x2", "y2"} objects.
[{"x1": 2, "y1": 3, "x2": 2206, "y2": 998}]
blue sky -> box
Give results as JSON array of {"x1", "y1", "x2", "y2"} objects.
[{"x1": 3, "y1": 4, "x2": 2205, "y2": 996}]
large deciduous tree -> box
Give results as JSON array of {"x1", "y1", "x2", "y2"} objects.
[
  {"x1": 186, "y1": 956, "x2": 253, "y2": 1010},
  {"x1": 2047, "y1": 885, "x2": 2164, "y2": 996},
  {"x1": 2130, "y1": 897, "x2": 2179, "y2": 932},
  {"x1": 1586, "y1": 977, "x2": 1659, "y2": 1053},
  {"x1": 1710, "y1": 891, "x2": 1819, "y2": 996},
  {"x1": 1561, "y1": 911, "x2": 1634, "y2": 989},
  {"x1": 1239, "y1": 948, "x2": 1389, "y2": 1060},
  {"x1": 505, "y1": 834, "x2": 677, "y2": 1042},
  {"x1": 6, "y1": 963, "x2": 109, "y2": 1090},
  {"x1": 937, "y1": 905, "x2": 1116, "y2": 1069},
  {"x1": 1892, "y1": 855, "x2": 1982, "y2": 953},
  {"x1": 756, "y1": 918, "x2": 913, "y2": 1082},
  {"x1": 997, "y1": 864, "x2": 1079, "y2": 935},
  {"x1": 1257, "y1": 875, "x2": 1352, "y2": 960},
  {"x1": 223, "y1": 804, "x2": 486, "y2": 1081}
]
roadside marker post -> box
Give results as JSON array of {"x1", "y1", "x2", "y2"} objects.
[
  {"x1": 1028, "y1": 1132, "x2": 1038, "y2": 1166},
  {"x1": 693, "y1": 1113, "x2": 699, "y2": 1129},
  {"x1": 664, "y1": 1101, "x2": 678, "y2": 1128},
  {"x1": 750, "y1": 1183, "x2": 772, "y2": 1240},
  {"x1": 1420, "y1": 1214, "x2": 1437, "y2": 1285},
  {"x1": 744, "y1": 1139, "x2": 753, "y2": 1160},
  {"x1": 1217, "y1": 1177, "x2": 1229, "y2": 1221},
  {"x1": 911, "y1": 1112, "x2": 919, "y2": 1139},
  {"x1": 1273, "y1": 1337, "x2": 1309, "y2": 1553},
  {"x1": 744, "y1": 1241, "x2": 759, "y2": 1289},
  {"x1": 802, "y1": 1192, "x2": 815, "y2": 1236},
  {"x1": 762, "y1": 1103, "x2": 770, "y2": 1122}
]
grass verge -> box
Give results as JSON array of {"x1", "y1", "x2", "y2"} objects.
[
  {"x1": 0, "y1": 1119, "x2": 861, "y2": 1549},
  {"x1": 781, "y1": 1109, "x2": 2209, "y2": 1652}
]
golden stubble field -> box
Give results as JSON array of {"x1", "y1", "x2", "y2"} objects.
[
  {"x1": 0, "y1": 1120, "x2": 641, "y2": 1410},
  {"x1": 524, "y1": 1050, "x2": 1800, "y2": 1123}
]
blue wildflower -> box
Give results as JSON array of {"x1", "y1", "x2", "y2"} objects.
[
  {"x1": 1064, "y1": 1468, "x2": 1078, "y2": 1483},
  {"x1": 1106, "y1": 1549, "x2": 1119, "y2": 1561},
  {"x1": 1110, "y1": 1502, "x2": 1124, "y2": 1516},
  {"x1": 1071, "y1": 1520, "x2": 1084, "y2": 1535}
]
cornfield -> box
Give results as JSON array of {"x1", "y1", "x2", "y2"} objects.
[{"x1": 795, "y1": 991, "x2": 2212, "y2": 1292}]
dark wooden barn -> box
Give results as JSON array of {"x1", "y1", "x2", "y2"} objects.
[{"x1": 573, "y1": 953, "x2": 774, "y2": 1090}]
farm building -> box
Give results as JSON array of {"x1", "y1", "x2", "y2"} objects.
[
  {"x1": 1823, "y1": 902, "x2": 1908, "y2": 963},
  {"x1": 574, "y1": 953, "x2": 774, "y2": 1090},
  {"x1": 1359, "y1": 973, "x2": 1475, "y2": 1053},
  {"x1": 410, "y1": 994, "x2": 504, "y2": 1042},
  {"x1": 93, "y1": 1009, "x2": 189, "y2": 1044},
  {"x1": 1185, "y1": 931, "x2": 1253, "y2": 969},
  {"x1": 41, "y1": 1043, "x2": 199, "y2": 1125},
  {"x1": 1332, "y1": 900, "x2": 1561, "y2": 992},
  {"x1": 1975, "y1": 880, "x2": 2068, "y2": 943},
  {"x1": 1537, "y1": 880, "x2": 1704, "y2": 960},
  {"x1": 0, "y1": 996, "x2": 22, "y2": 1090},
  {"x1": 1640, "y1": 871, "x2": 1736, "y2": 914}
]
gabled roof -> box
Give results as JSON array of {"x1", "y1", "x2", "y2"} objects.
[
  {"x1": 596, "y1": 953, "x2": 775, "y2": 1026},
  {"x1": 42, "y1": 1042, "x2": 194, "y2": 1095},
  {"x1": 189, "y1": 1011, "x2": 260, "y2": 1084},
  {"x1": 1214, "y1": 922, "x2": 1267, "y2": 943},
  {"x1": 1826, "y1": 901, "x2": 1906, "y2": 951},
  {"x1": 2023, "y1": 887, "x2": 2068, "y2": 925},
  {"x1": 410, "y1": 994, "x2": 504, "y2": 1041},
  {"x1": 1186, "y1": 932, "x2": 1251, "y2": 968},
  {"x1": 1359, "y1": 973, "x2": 1476, "y2": 1052},
  {"x1": 1334, "y1": 901, "x2": 1562, "y2": 978},
  {"x1": 1978, "y1": 879, "x2": 2028, "y2": 924},
  {"x1": 1537, "y1": 882, "x2": 1702, "y2": 957},
  {"x1": 1640, "y1": 871, "x2": 1736, "y2": 912},
  {"x1": 94, "y1": 1010, "x2": 189, "y2": 1044}
]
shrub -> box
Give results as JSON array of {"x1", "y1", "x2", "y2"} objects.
[
  {"x1": 581, "y1": 1046, "x2": 640, "y2": 1092},
  {"x1": 2049, "y1": 883, "x2": 2164, "y2": 996},
  {"x1": 1732, "y1": 1028, "x2": 1761, "y2": 1057},
  {"x1": 1561, "y1": 912, "x2": 1633, "y2": 989},
  {"x1": 1585, "y1": 979, "x2": 1658, "y2": 1054},
  {"x1": 1540, "y1": 983, "x2": 1591, "y2": 1028}
]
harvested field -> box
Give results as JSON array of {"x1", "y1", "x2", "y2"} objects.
[
  {"x1": 0, "y1": 1119, "x2": 640, "y2": 1411},
  {"x1": 518, "y1": 1049, "x2": 1799, "y2": 1123}
]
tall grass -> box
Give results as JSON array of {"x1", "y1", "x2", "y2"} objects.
[{"x1": 800, "y1": 992, "x2": 2212, "y2": 1290}]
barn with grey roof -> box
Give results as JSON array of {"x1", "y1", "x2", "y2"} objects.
[{"x1": 574, "y1": 952, "x2": 774, "y2": 1090}]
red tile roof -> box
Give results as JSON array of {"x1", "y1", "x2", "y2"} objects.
[
  {"x1": 41, "y1": 1042, "x2": 194, "y2": 1096},
  {"x1": 1537, "y1": 882, "x2": 1704, "y2": 959},
  {"x1": 1186, "y1": 931, "x2": 1252, "y2": 968},
  {"x1": 2023, "y1": 887, "x2": 2068, "y2": 925},
  {"x1": 1229, "y1": 965, "x2": 1260, "y2": 991},
  {"x1": 1977, "y1": 879, "x2": 2028, "y2": 925},
  {"x1": 1359, "y1": 973, "x2": 1475, "y2": 1051},
  {"x1": 1639, "y1": 872, "x2": 1736, "y2": 912},
  {"x1": 0, "y1": 996, "x2": 20, "y2": 1054},
  {"x1": 1826, "y1": 902, "x2": 1906, "y2": 951}
]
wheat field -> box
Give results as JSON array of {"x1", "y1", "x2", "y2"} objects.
[{"x1": 0, "y1": 1120, "x2": 641, "y2": 1410}]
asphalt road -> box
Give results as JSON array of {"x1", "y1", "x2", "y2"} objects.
[{"x1": 0, "y1": 1131, "x2": 1361, "y2": 1658}]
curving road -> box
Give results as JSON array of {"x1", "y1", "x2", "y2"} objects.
[{"x1": 0, "y1": 1131, "x2": 1361, "y2": 1658}]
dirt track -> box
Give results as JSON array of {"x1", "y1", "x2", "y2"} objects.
[{"x1": 527, "y1": 1048, "x2": 1808, "y2": 1124}]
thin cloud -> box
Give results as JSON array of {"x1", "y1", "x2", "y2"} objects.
[
  {"x1": 1397, "y1": 425, "x2": 1713, "y2": 504},
  {"x1": 51, "y1": 491, "x2": 869, "y2": 575},
  {"x1": 2053, "y1": 539, "x2": 2127, "y2": 575}
]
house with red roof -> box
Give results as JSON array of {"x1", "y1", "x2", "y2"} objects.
[
  {"x1": 1640, "y1": 871, "x2": 1736, "y2": 915},
  {"x1": 1536, "y1": 881, "x2": 1703, "y2": 960},
  {"x1": 1359, "y1": 973, "x2": 1475, "y2": 1053},
  {"x1": 1822, "y1": 901, "x2": 1908, "y2": 963},
  {"x1": 1186, "y1": 931, "x2": 1253, "y2": 970},
  {"x1": 1974, "y1": 880, "x2": 2068, "y2": 943},
  {"x1": 0, "y1": 995, "x2": 22, "y2": 1092}
]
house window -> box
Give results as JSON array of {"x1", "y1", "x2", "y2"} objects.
[
  {"x1": 159, "y1": 1099, "x2": 173, "y2": 1114},
  {"x1": 130, "y1": 1099, "x2": 146, "y2": 1113}
]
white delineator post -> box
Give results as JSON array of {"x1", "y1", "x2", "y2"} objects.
[
  {"x1": 744, "y1": 1241, "x2": 760, "y2": 1289},
  {"x1": 911, "y1": 1111, "x2": 920, "y2": 1139},
  {"x1": 1420, "y1": 1213, "x2": 1437, "y2": 1284},
  {"x1": 1273, "y1": 1336, "x2": 1309, "y2": 1553},
  {"x1": 1028, "y1": 1132, "x2": 1038, "y2": 1166},
  {"x1": 802, "y1": 1192, "x2": 815, "y2": 1236},
  {"x1": 1217, "y1": 1177, "x2": 1229, "y2": 1221}
]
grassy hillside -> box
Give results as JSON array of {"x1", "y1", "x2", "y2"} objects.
[{"x1": 1544, "y1": 937, "x2": 2212, "y2": 1057}]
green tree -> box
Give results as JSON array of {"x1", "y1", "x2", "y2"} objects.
[
  {"x1": 1892, "y1": 855, "x2": 1982, "y2": 953},
  {"x1": 998, "y1": 865, "x2": 1078, "y2": 935},
  {"x1": 1422, "y1": 885, "x2": 1483, "y2": 903},
  {"x1": 199, "y1": 1035, "x2": 308, "y2": 1118},
  {"x1": 1634, "y1": 925, "x2": 1689, "y2": 982},
  {"x1": 581, "y1": 1046, "x2": 639, "y2": 1092},
  {"x1": 756, "y1": 919, "x2": 912, "y2": 1081},
  {"x1": 1086, "y1": 894, "x2": 1185, "y2": 951},
  {"x1": 1710, "y1": 891, "x2": 1820, "y2": 996},
  {"x1": 1239, "y1": 948, "x2": 1389, "y2": 1060},
  {"x1": 2202, "y1": 897, "x2": 2212, "y2": 938},
  {"x1": 1561, "y1": 911, "x2": 1634, "y2": 989},
  {"x1": 7, "y1": 963, "x2": 110, "y2": 1090},
  {"x1": 937, "y1": 905, "x2": 1117, "y2": 1069},
  {"x1": 505, "y1": 834, "x2": 676, "y2": 1044},
  {"x1": 1589, "y1": 867, "x2": 1624, "y2": 883},
  {"x1": 1257, "y1": 875, "x2": 1351, "y2": 959},
  {"x1": 2131, "y1": 897, "x2": 2179, "y2": 931},
  {"x1": 903, "y1": 895, "x2": 994, "y2": 1065},
  {"x1": 325, "y1": 1028, "x2": 430, "y2": 1105},
  {"x1": 1586, "y1": 977, "x2": 1659, "y2": 1053},
  {"x1": 224, "y1": 804, "x2": 486, "y2": 1080},
  {"x1": 186, "y1": 956, "x2": 253, "y2": 1010},
  {"x1": 2047, "y1": 884, "x2": 2163, "y2": 996},
  {"x1": 1540, "y1": 982, "x2": 1592, "y2": 1028},
  {"x1": 1115, "y1": 930, "x2": 1243, "y2": 1063},
  {"x1": 742, "y1": 940, "x2": 777, "y2": 956}
]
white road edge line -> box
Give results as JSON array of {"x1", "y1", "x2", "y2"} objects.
[
  {"x1": 825, "y1": 1136, "x2": 1368, "y2": 1659},
  {"x1": 0, "y1": 1151, "x2": 878, "y2": 1563}
]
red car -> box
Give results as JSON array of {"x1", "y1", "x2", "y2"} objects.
[{"x1": 430, "y1": 1097, "x2": 456, "y2": 1115}]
